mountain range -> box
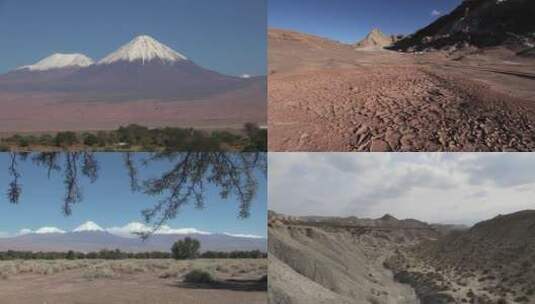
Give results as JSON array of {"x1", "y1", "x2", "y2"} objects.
[
  {"x1": 0, "y1": 221, "x2": 266, "y2": 253},
  {"x1": 0, "y1": 35, "x2": 262, "y2": 102}
]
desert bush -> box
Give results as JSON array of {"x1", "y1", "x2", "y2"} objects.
[
  {"x1": 183, "y1": 269, "x2": 214, "y2": 284},
  {"x1": 110, "y1": 261, "x2": 146, "y2": 274},
  {"x1": 55, "y1": 131, "x2": 79, "y2": 146},
  {"x1": 216, "y1": 265, "x2": 229, "y2": 273},
  {"x1": 82, "y1": 266, "x2": 115, "y2": 280},
  {"x1": 82, "y1": 133, "x2": 99, "y2": 146},
  {"x1": 242, "y1": 123, "x2": 267, "y2": 152},
  {"x1": 514, "y1": 296, "x2": 529, "y2": 303},
  {"x1": 171, "y1": 237, "x2": 200, "y2": 260}
]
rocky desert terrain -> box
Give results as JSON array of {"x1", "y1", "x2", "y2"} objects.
[
  {"x1": 386, "y1": 210, "x2": 535, "y2": 304},
  {"x1": 0, "y1": 258, "x2": 267, "y2": 304},
  {"x1": 269, "y1": 0, "x2": 535, "y2": 151},
  {"x1": 268, "y1": 211, "x2": 438, "y2": 304},
  {"x1": 268, "y1": 210, "x2": 535, "y2": 304}
]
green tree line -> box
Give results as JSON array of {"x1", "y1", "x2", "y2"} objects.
[
  {"x1": 0, "y1": 249, "x2": 266, "y2": 261},
  {"x1": 0, "y1": 123, "x2": 267, "y2": 152}
]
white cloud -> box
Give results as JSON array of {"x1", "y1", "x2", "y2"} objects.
[
  {"x1": 18, "y1": 229, "x2": 33, "y2": 235},
  {"x1": 106, "y1": 222, "x2": 212, "y2": 238},
  {"x1": 431, "y1": 9, "x2": 442, "y2": 16},
  {"x1": 241, "y1": 74, "x2": 251, "y2": 79},
  {"x1": 0, "y1": 232, "x2": 11, "y2": 238},
  {"x1": 223, "y1": 232, "x2": 265, "y2": 239},
  {"x1": 106, "y1": 222, "x2": 151, "y2": 237},
  {"x1": 269, "y1": 153, "x2": 535, "y2": 226},
  {"x1": 35, "y1": 227, "x2": 66, "y2": 234},
  {"x1": 11, "y1": 222, "x2": 260, "y2": 239},
  {"x1": 156, "y1": 225, "x2": 212, "y2": 235}
]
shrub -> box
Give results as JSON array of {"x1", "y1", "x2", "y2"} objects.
[
  {"x1": 66, "y1": 250, "x2": 76, "y2": 260},
  {"x1": 38, "y1": 134, "x2": 54, "y2": 146},
  {"x1": 183, "y1": 269, "x2": 214, "y2": 284},
  {"x1": 514, "y1": 296, "x2": 529, "y2": 303},
  {"x1": 242, "y1": 123, "x2": 267, "y2": 152},
  {"x1": 83, "y1": 133, "x2": 99, "y2": 146},
  {"x1": 171, "y1": 237, "x2": 200, "y2": 260},
  {"x1": 55, "y1": 131, "x2": 78, "y2": 147},
  {"x1": 82, "y1": 267, "x2": 115, "y2": 280}
]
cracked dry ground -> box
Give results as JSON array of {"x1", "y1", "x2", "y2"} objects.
[{"x1": 269, "y1": 66, "x2": 535, "y2": 152}]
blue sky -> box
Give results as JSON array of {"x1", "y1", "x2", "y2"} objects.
[
  {"x1": 269, "y1": 0, "x2": 461, "y2": 43},
  {"x1": 0, "y1": 0, "x2": 266, "y2": 76},
  {"x1": 0, "y1": 153, "x2": 267, "y2": 238}
]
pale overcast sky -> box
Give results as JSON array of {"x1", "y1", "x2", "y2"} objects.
[{"x1": 269, "y1": 153, "x2": 535, "y2": 226}]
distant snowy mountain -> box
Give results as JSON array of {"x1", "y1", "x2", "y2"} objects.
[
  {"x1": 0, "y1": 221, "x2": 266, "y2": 253},
  {"x1": 0, "y1": 230, "x2": 266, "y2": 253},
  {"x1": 0, "y1": 35, "x2": 263, "y2": 102},
  {"x1": 18, "y1": 53, "x2": 94, "y2": 71},
  {"x1": 99, "y1": 35, "x2": 187, "y2": 64},
  {"x1": 73, "y1": 221, "x2": 105, "y2": 232}
]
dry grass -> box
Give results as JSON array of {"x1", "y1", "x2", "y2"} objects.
[{"x1": 0, "y1": 259, "x2": 267, "y2": 282}]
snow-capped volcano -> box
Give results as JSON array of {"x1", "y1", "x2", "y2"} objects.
[
  {"x1": 73, "y1": 221, "x2": 105, "y2": 232},
  {"x1": 0, "y1": 35, "x2": 264, "y2": 105},
  {"x1": 19, "y1": 53, "x2": 94, "y2": 71},
  {"x1": 0, "y1": 222, "x2": 266, "y2": 252},
  {"x1": 99, "y1": 35, "x2": 188, "y2": 65}
]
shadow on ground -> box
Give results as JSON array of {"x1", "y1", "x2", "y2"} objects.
[{"x1": 176, "y1": 278, "x2": 267, "y2": 292}]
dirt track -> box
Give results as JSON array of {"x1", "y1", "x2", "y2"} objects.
[{"x1": 268, "y1": 30, "x2": 535, "y2": 151}]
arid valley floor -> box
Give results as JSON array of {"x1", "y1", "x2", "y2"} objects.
[
  {"x1": 268, "y1": 29, "x2": 535, "y2": 152},
  {"x1": 0, "y1": 259, "x2": 267, "y2": 304}
]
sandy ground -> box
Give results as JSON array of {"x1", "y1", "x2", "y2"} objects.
[
  {"x1": 268, "y1": 30, "x2": 535, "y2": 151},
  {"x1": 0, "y1": 259, "x2": 267, "y2": 304},
  {"x1": 0, "y1": 86, "x2": 266, "y2": 133}
]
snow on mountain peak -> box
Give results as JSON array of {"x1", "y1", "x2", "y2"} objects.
[
  {"x1": 19, "y1": 53, "x2": 94, "y2": 71},
  {"x1": 73, "y1": 221, "x2": 105, "y2": 232},
  {"x1": 99, "y1": 35, "x2": 188, "y2": 65}
]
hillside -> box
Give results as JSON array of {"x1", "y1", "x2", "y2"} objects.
[
  {"x1": 268, "y1": 211, "x2": 439, "y2": 304},
  {"x1": 354, "y1": 29, "x2": 397, "y2": 49},
  {"x1": 392, "y1": 0, "x2": 535, "y2": 52},
  {"x1": 268, "y1": 29, "x2": 366, "y2": 74},
  {"x1": 386, "y1": 210, "x2": 535, "y2": 303}
]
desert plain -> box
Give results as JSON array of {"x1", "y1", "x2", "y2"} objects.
[
  {"x1": 269, "y1": 29, "x2": 535, "y2": 152},
  {"x1": 0, "y1": 258, "x2": 267, "y2": 304}
]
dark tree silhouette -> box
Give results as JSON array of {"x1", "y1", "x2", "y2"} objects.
[
  {"x1": 3, "y1": 152, "x2": 265, "y2": 236},
  {"x1": 130, "y1": 152, "x2": 265, "y2": 237},
  {"x1": 7, "y1": 153, "x2": 22, "y2": 204}
]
